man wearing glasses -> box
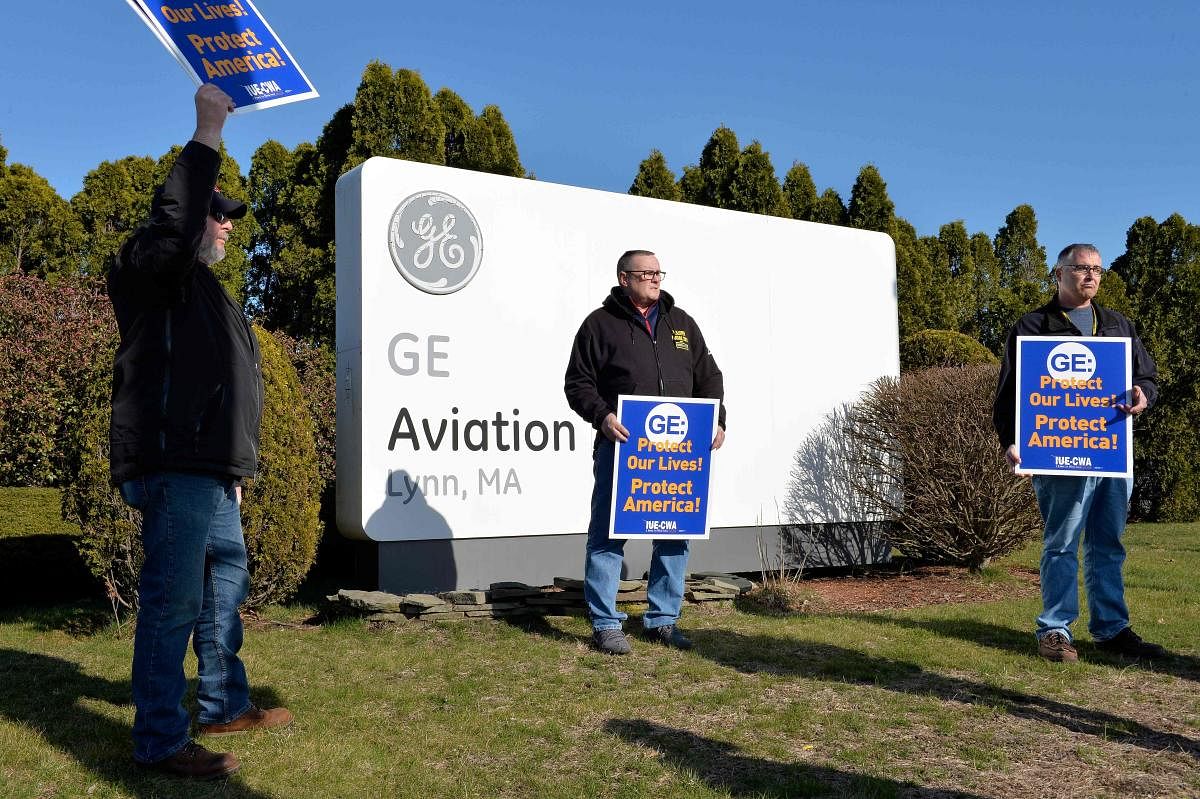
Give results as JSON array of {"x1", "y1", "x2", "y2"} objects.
[
  {"x1": 107, "y1": 84, "x2": 291, "y2": 780},
  {"x1": 565, "y1": 250, "x2": 726, "y2": 655},
  {"x1": 993, "y1": 243, "x2": 1166, "y2": 663}
]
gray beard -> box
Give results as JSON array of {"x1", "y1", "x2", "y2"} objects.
[{"x1": 197, "y1": 238, "x2": 225, "y2": 266}]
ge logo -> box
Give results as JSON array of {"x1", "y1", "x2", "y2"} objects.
[
  {"x1": 645, "y1": 403, "x2": 688, "y2": 445},
  {"x1": 1046, "y1": 342, "x2": 1096, "y2": 381},
  {"x1": 387, "y1": 191, "x2": 483, "y2": 295}
]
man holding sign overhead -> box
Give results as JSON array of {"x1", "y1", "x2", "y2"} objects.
[
  {"x1": 993, "y1": 243, "x2": 1166, "y2": 664},
  {"x1": 108, "y1": 85, "x2": 291, "y2": 780},
  {"x1": 565, "y1": 250, "x2": 726, "y2": 655}
]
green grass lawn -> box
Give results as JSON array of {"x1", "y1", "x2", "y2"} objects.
[{"x1": 0, "y1": 487, "x2": 1196, "y2": 798}]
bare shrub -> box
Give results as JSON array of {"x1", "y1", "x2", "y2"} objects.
[{"x1": 843, "y1": 364, "x2": 1041, "y2": 571}]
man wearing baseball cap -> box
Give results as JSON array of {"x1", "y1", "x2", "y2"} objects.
[{"x1": 107, "y1": 84, "x2": 291, "y2": 780}]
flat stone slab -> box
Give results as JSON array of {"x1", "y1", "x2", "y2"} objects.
[
  {"x1": 399, "y1": 593, "x2": 446, "y2": 610},
  {"x1": 364, "y1": 611, "x2": 411, "y2": 623},
  {"x1": 618, "y1": 579, "x2": 646, "y2": 592},
  {"x1": 336, "y1": 589, "x2": 404, "y2": 612},
  {"x1": 418, "y1": 611, "x2": 467, "y2": 620},
  {"x1": 691, "y1": 572, "x2": 754, "y2": 593},
  {"x1": 440, "y1": 591, "x2": 488, "y2": 605},
  {"x1": 552, "y1": 577, "x2": 584, "y2": 590}
]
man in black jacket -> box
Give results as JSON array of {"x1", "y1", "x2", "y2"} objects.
[
  {"x1": 108, "y1": 85, "x2": 291, "y2": 780},
  {"x1": 565, "y1": 250, "x2": 726, "y2": 654},
  {"x1": 993, "y1": 243, "x2": 1166, "y2": 664}
]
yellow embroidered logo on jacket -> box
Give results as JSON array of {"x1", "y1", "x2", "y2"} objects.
[{"x1": 672, "y1": 330, "x2": 689, "y2": 351}]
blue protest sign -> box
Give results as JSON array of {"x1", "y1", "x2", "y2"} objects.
[
  {"x1": 1015, "y1": 336, "x2": 1133, "y2": 477},
  {"x1": 609, "y1": 395, "x2": 719, "y2": 540},
  {"x1": 125, "y1": 0, "x2": 318, "y2": 112}
]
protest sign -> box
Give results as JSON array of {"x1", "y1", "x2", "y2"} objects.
[
  {"x1": 1015, "y1": 336, "x2": 1133, "y2": 477},
  {"x1": 125, "y1": 0, "x2": 317, "y2": 112},
  {"x1": 609, "y1": 396, "x2": 719, "y2": 540}
]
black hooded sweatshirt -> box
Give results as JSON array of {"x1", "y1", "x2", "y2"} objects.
[{"x1": 564, "y1": 287, "x2": 726, "y2": 447}]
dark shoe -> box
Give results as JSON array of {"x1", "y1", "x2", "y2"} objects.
[
  {"x1": 1037, "y1": 631, "x2": 1078, "y2": 662},
  {"x1": 592, "y1": 629, "x2": 632, "y2": 655},
  {"x1": 646, "y1": 624, "x2": 693, "y2": 650},
  {"x1": 137, "y1": 740, "x2": 240, "y2": 780},
  {"x1": 199, "y1": 705, "x2": 294, "y2": 737},
  {"x1": 1095, "y1": 627, "x2": 1169, "y2": 659}
]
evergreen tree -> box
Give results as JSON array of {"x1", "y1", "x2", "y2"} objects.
[
  {"x1": 970, "y1": 231, "x2": 1005, "y2": 352},
  {"x1": 476, "y1": 105, "x2": 523, "y2": 177},
  {"x1": 994, "y1": 204, "x2": 1048, "y2": 295},
  {"x1": 937, "y1": 220, "x2": 976, "y2": 335},
  {"x1": 629, "y1": 150, "x2": 680, "y2": 201},
  {"x1": 847, "y1": 164, "x2": 895, "y2": 233},
  {"x1": 0, "y1": 162, "x2": 84, "y2": 278},
  {"x1": 892, "y1": 218, "x2": 932, "y2": 339},
  {"x1": 1111, "y1": 214, "x2": 1200, "y2": 521},
  {"x1": 810, "y1": 188, "x2": 847, "y2": 226},
  {"x1": 782, "y1": 161, "x2": 818, "y2": 221},
  {"x1": 434, "y1": 88, "x2": 473, "y2": 170},
  {"x1": 347, "y1": 63, "x2": 445, "y2": 170},
  {"x1": 70, "y1": 156, "x2": 157, "y2": 278},
  {"x1": 728, "y1": 141, "x2": 789, "y2": 217},
  {"x1": 919, "y1": 234, "x2": 955, "y2": 330},
  {"x1": 694, "y1": 126, "x2": 740, "y2": 209},
  {"x1": 677, "y1": 164, "x2": 704, "y2": 204}
]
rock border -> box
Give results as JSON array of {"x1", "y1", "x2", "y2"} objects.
[{"x1": 325, "y1": 574, "x2": 753, "y2": 623}]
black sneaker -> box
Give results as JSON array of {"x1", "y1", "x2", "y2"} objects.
[
  {"x1": 645, "y1": 624, "x2": 692, "y2": 650},
  {"x1": 1094, "y1": 627, "x2": 1169, "y2": 659},
  {"x1": 592, "y1": 629, "x2": 631, "y2": 655}
]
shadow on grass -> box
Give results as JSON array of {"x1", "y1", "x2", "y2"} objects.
[
  {"x1": 499, "y1": 613, "x2": 592, "y2": 646},
  {"x1": 605, "y1": 718, "x2": 992, "y2": 799},
  {"x1": 846, "y1": 615, "x2": 1200, "y2": 682},
  {"x1": 0, "y1": 648, "x2": 280, "y2": 797},
  {"x1": 0, "y1": 600, "x2": 118, "y2": 637},
  {"x1": 692, "y1": 631, "x2": 1200, "y2": 761}
]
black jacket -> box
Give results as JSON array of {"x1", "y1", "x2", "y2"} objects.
[
  {"x1": 564, "y1": 287, "x2": 726, "y2": 445},
  {"x1": 992, "y1": 295, "x2": 1157, "y2": 450},
  {"x1": 107, "y1": 141, "x2": 262, "y2": 484}
]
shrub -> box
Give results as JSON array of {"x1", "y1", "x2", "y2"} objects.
[
  {"x1": 842, "y1": 364, "x2": 1041, "y2": 570},
  {"x1": 900, "y1": 329, "x2": 997, "y2": 372},
  {"x1": 63, "y1": 321, "x2": 323, "y2": 612},
  {"x1": 0, "y1": 274, "x2": 116, "y2": 486},
  {"x1": 241, "y1": 324, "x2": 323, "y2": 606}
]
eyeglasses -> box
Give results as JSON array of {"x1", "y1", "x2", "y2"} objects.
[
  {"x1": 210, "y1": 211, "x2": 228, "y2": 224},
  {"x1": 1065, "y1": 264, "x2": 1103, "y2": 276},
  {"x1": 622, "y1": 270, "x2": 666, "y2": 282}
]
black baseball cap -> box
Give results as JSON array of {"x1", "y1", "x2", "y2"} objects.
[{"x1": 211, "y1": 188, "x2": 248, "y2": 220}]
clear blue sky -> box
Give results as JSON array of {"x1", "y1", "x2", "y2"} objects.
[{"x1": 2, "y1": 2, "x2": 1197, "y2": 266}]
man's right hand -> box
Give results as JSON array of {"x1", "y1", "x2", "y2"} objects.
[
  {"x1": 1005, "y1": 445, "x2": 1024, "y2": 472},
  {"x1": 192, "y1": 84, "x2": 234, "y2": 151},
  {"x1": 601, "y1": 413, "x2": 629, "y2": 443}
]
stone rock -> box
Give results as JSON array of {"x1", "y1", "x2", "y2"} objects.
[
  {"x1": 490, "y1": 587, "x2": 545, "y2": 599},
  {"x1": 614, "y1": 591, "x2": 649, "y2": 602},
  {"x1": 691, "y1": 572, "x2": 754, "y2": 593},
  {"x1": 553, "y1": 577, "x2": 584, "y2": 590},
  {"x1": 440, "y1": 591, "x2": 488, "y2": 605},
  {"x1": 618, "y1": 579, "x2": 646, "y2": 592},
  {"x1": 364, "y1": 611, "x2": 411, "y2": 623},
  {"x1": 399, "y1": 593, "x2": 446, "y2": 610},
  {"x1": 418, "y1": 611, "x2": 467, "y2": 620},
  {"x1": 336, "y1": 589, "x2": 405, "y2": 612},
  {"x1": 490, "y1": 581, "x2": 534, "y2": 590},
  {"x1": 526, "y1": 596, "x2": 581, "y2": 605}
]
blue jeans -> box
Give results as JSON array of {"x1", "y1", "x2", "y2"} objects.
[
  {"x1": 1032, "y1": 474, "x2": 1132, "y2": 643},
  {"x1": 120, "y1": 472, "x2": 251, "y2": 764},
  {"x1": 584, "y1": 440, "x2": 689, "y2": 631}
]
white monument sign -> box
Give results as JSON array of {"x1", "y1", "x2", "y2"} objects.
[{"x1": 336, "y1": 157, "x2": 898, "y2": 543}]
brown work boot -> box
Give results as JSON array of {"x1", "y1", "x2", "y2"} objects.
[
  {"x1": 1037, "y1": 631, "x2": 1078, "y2": 662},
  {"x1": 137, "y1": 740, "x2": 240, "y2": 780},
  {"x1": 199, "y1": 705, "x2": 294, "y2": 737}
]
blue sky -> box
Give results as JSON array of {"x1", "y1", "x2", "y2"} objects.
[{"x1": 2, "y1": 2, "x2": 1197, "y2": 266}]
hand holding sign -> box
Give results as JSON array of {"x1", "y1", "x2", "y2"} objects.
[
  {"x1": 193, "y1": 84, "x2": 234, "y2": 149},
  {"x1": 1116, "y1": 384, "x2": 1148, "y2": 416}
]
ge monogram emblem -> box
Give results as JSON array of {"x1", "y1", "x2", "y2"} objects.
[{"x1": 387, "y1": 191, "x2": 483, "y2": 295}]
